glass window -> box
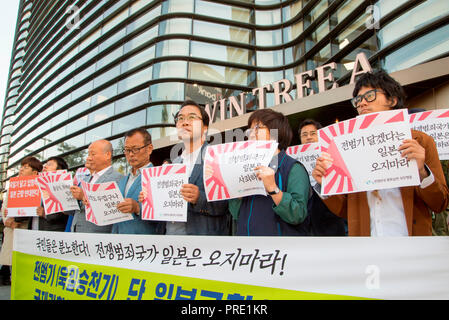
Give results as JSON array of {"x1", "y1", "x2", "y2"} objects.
[
  {"x1": 153, "y1": 61, "x2": 187, "y2": 79},
  {"x1": 162, "y1": 0, "x2": 194, "y2": 13},
  {"x1": 118, "y1": 66, "x2": 152, "y2": 94},
  {"x1": 112, "y1": 109, "x2": 146, "y2": 135},
  {"x1": 96, "y1": 46, "x2": 124, "y2": 70},
  {"x1": 195, "y1": 0, "x2": 252, "y2": 24},
  {"x1": 150, "y1": 82, "x2": 185, "y2": 102},
  {"x1": 305, "y1": 19, "x2": 329, "y2": 51},
  {"x1": 121, "y1": 45, "x2": 155, "y2": 72},
  {"x1": 74, "y1": 63, "x2": 96, "y2": 84},
  {"x1": 91, "y1": 84, "x2": 118, "y2": 106},
  {"x1": 124, "y1": 26, "x2": 158, "y2": 53},
  {"x1": 255, "y1": 8, "x2": 281, "y2": 25},
  {"x1": 147, "y1": 104, "x2": 179, "y2": 125},
  {"x1": 377, "y1": 0, "x2": 449, "y2": 48},
  {"x1": 189, "y1": 62, "x2": 249, "y2": 86},
  {"x1": 88, "y1": 103, "x2": 114, "y2": 125},
  {"x1": 156, "y1": 39, "x2": 189, "y2": 57},
  {"x1": 331, "y1": 0, "x2": 364, "y2": 27},
  {"x1": 64, "y1": 134, "x2": 85, "y2": 151},
  {"x1": 158, "y1": 18, "x2": 191, "y2": 35},
  {"x1": 66, "y1": 115, "x2": 89, "y2": 135},
  {"x1": 256, "y1": 49, "x2": 284, "y2": 67},
  {"x1": 71, "y1": 80, "x2": 94, "y2": 101},
  {"x1": 85, "y1": 123, "x2": 112, "y2": 145},
  {"x1": 114, "y1": 88, "x2": 149, "y2": 114},
  {"x1": 283, "y1": 20, "x2": 303, "y2": 43},
  {"x1": 282, "y1": 1, "x2": 303, "y2": 21},
  {"x1": 148, "y1": 126, "x2": 177, "y2": 141},
  {"x1": 256, "y1": 70, "x2": 284, "y2": 88},
  {"x1": 376, "y1": 0, "x2": 409, "y2": 18},
  {"x1": 102, "y1": 8, "x2": 129, "y2": 34},
  {"x1": 382, "y1": 24, "x2": 449, "y2": 73},
  {"x1": 190, "y1": 41, "x2": 253, "y2": 65},
  {"x1": 99, "y1": 28, "x2": 126, "y2": 52},
  {"x1": 335, "y1": 14, "x2": 366, "y2": 53},
  {"x1": 194, "y1": 20, "x2": 251, "y2": 44},
  {"x1": 94, "y1": 65, "x2": 120, "y2": 88},
  {"x1": 127, "y1": 6, "x2": 160, "y2": 34},
  {"x1": 284, "y1": 41, "x2": 304, "y2": 64},
  {"x1": 256, "y1": 29, "x2": 282, "y2": 46},
  {"x1": 51, "y1": 110, "x2": 69, "y2": 127}
]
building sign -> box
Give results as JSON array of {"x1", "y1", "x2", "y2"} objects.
[{"x1": 205, "y1": 52, "x2": 372, "y2": 123}]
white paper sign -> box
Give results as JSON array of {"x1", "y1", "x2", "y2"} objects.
[
  {"x1": 286, "y1": 142, "x2": 320, "y2": 185},
  {"x1": 81, "y1": 181, "x2": 133, "y2": 226},
  {"x1": 37, "y1": 172, "x2": 80, "y2": 215},
  {"x1": 141, "y1": 164, "x2": 188, "y2": 222},
  {"x1": 319, "y1": 109, "x2": 420, "y2": 195},
  {"x1": 203, "y1": 140, "x2": 278, "y2": 201},
  {"x1": 409, "y1": 108, "x2": 449, "y2": 160}
]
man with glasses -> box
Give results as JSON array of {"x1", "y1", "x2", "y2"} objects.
[
  {"x1": 166, "y1": 100, "x2": 230, "y2": 235},
  {"x1": 70, "y1": 140, "x2": 123, "y2": 233},
  {"x1": 298, "y1": 119, "x2": 347, "y2": 236},
  {"x1": 113, "y1": 128, "x2": 163, "y2": 234},
  {"x1": 312, "y1": 70, "x2": 449, "y2": 236}
]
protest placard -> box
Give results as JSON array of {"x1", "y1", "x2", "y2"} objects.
[
  {"x1": 203, "y1": 140, "x2": 278, "y2": 201},
  {"x1": 409, "y1": 108, "x2": 449, "y2": 160},
  {"x1": 81, "y1": 181, "x2": 133, "y2": 226},
  {"x1": 286, "y1": 142, "x2": 320, "y2": 185},
  {"x1": 319, "y1": 109, "x2": 420, "y2": 195},
  {"x1": 7, "y1": 175, "x2": 41, "y2": 217},
  {"x1": 36, "y1": 172, "x2": 80, "y2": 215},
  {"x1": 141, "y1": 164, "x2": 188, "y2": 222},
  {"x1": 73, "y1": 167, "x2": 90, "y2": 186}
]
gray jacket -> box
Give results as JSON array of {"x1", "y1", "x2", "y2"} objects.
[{"x1": 71, "y1": 166, "x2": 124, "y2": 233}]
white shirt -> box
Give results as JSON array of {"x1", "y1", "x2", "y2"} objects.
[
  {"x1": 90, "y1": 166, "x2": 111, "y2": 184},
  {"x1": 315, "y1": 167, "x2": 435, "y2": 237}
]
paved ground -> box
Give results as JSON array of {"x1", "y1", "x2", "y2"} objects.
[{"x1": 0, "y1": 285, "x2": 11, "y2": 300}]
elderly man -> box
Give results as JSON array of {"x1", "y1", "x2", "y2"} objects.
[
  {"x1": 70, "y1": 139, "x2": 123, "y2": 233},
  {"x1": 112, "y1": 128, "x2": 163, "y2": 234}
]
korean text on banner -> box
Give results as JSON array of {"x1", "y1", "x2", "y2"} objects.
[
  {"x1": 11, "y1": 230, "x2": 449, "y2": 300},
  {"x1": 286, "y1": 142, "x2": 320, "y2": 185},
  {"x1": 7, "y1": 175, "x2": 41, "y2": 217}
]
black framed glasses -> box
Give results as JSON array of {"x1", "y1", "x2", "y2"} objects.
[
  {"x1": 351, "y1": 89, "x2": 385, "y2": 108},
  {"x1": 122, "y1": 144, "x2": 149, "y2": 155}
]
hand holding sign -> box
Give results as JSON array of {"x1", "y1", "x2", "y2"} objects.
[
  {"x1": 117, "y1": 198, "x2": 140, "y2": 215},
  {"x1": 398, "y1": 138, "x2": 427, "y2": 180}
]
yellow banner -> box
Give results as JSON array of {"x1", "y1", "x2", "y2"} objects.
[{"x1": 12, "y1": 251, "x2": 361, "y2": 300}]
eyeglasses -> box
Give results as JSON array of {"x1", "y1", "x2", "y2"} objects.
[
  {"x1": 174, "y1": 114, "x2": 202, "y2": 124},
  {"x1": 122, "y1": 144, "x2": 149, "y2": 155},
  {"x1": 351, "y1": 89, "x2": 385, "y2": 108},
  {"x1": 245, "y1": 124, "x2": 268, "y2": 136}
]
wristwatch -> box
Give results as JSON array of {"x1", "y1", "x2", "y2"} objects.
[{"x1": 268, "y1": 187, "x2": 280, "y2": 195}]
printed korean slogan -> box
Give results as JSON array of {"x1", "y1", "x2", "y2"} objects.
[
  {"x1": 286, "y1": 142, "x2": 320, "y2": 185},
  {"x1": 319, "y1": 109, "x2": 420, "y2": 195},
  {"x1": 37, "y1": 172, "x2": 80, "y2": 215},
  {"x1": 7, "y1": 175, "x2": 41, "y2": 217},
  {"x1": 11, "y1": 230, "x2": 449, "y2": 300},
  {"x1": 80, "y1": 181, "x2": 133, "y2": 226},
  {"x1": 141, "y1": 164, "x2": 188, "y2": 222},
  {"x1": 203, "y1": 140, "x2": 278, "y2": 201},
  {"x1": 409, "y1": 108, "x2": 449, "y2": 160}
]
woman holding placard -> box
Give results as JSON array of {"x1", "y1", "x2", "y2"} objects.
[
  {"x1": 36, "y1": 156, "x2": 70, "y2": 232},
  {"x1": 226, "y1": 109, "x2": 311, "y2": 236}
]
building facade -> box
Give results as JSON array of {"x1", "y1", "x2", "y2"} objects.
[{"x1": 1, "y1": 0, "x2": 449, "y2": 191}]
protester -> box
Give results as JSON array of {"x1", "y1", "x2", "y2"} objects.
[
  {"x1": 69, "y1": 140, "x2": 123, "y2": 233},
  {"x1": 298, "y1": 119, "x2": 347, "y2": 236},
  {"x1": 36, "y1": 156, "x2": 70, "y2": 232},
  {"x1": 113, "y1": 128, "x2": 163, "y2": 234},
  {"x1": 0, "y1": 156, "x2": 42, "y2": 282},
  {"x1": 298, "y1": 119, "x2": 322, "y2": 144},
  {"x1": 140, "y1": 100, "x2": 230, "y2": 235},
  {"x1": 312, "y1": 70, "x2": 449, "y2": 236},
  {"x1": 226, "y1": 109, "x2": 310, "y2": 236}
]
